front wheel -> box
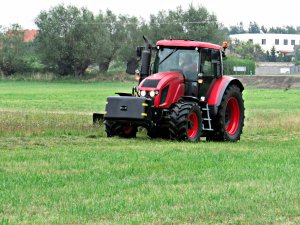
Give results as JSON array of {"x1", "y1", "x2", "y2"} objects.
[
  {"x1": 169, "y1": 101, "x2": 202, "y2": 142},
  {"x1": 104, "y1": 120, "x2": 137, "y2": 138},
  {"x1": 207, "y1": 85, "x2": 245, "y2": 142}
]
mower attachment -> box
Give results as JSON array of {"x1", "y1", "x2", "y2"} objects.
[{"x1": 93, "y1": 113, "x2": 105, "y2": 125}]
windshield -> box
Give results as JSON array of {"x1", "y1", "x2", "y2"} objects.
[{"x1": 153, "y1": 48, "x2": 199, "y2": 80}]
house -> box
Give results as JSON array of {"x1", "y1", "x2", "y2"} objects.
[
  {"x1": 23, "y1": 29, "x2": 38, "y2": 42},
  {"x1": 230, "y1": 33, "x2": 300, "y2": 53}
]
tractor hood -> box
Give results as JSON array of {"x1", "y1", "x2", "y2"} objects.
[
  {"x1": 138, "y1": 71, "x2": 184, "y2": 91},
  {"x1": 138, "y1": 71, "x2": 185, "y2": 108}
]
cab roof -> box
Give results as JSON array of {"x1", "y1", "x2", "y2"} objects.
[{"x1": 156, "y1": 39, "x2": 221, "y2": 50}]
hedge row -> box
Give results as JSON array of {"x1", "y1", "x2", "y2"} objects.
[{"x1": 224, "y1": 56, "x2": 256, "y2": 75}]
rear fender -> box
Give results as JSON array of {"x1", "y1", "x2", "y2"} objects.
[{"x1": 207, "y1": 76, "x2": 244, "y2": 115}]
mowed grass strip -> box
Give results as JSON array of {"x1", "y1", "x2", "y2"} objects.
[
  {"x1": 1, "y1": 137, "x2": 300, "y2": 224},
  {"x1": 0, "y1": 80, "x2": 300, "y2": 224}
]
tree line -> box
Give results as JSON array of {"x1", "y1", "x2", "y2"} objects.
[
  {"x1": 230, "y1": 41, "x2": 294, "y2": 63},
  {"x1": 0, "y1": 4, "x2": 227, "y2": 76},
  {"x1": 0, "y1": 4, "x2": 299, "y2": 76},
  {"x1": 227, "y1": 21, "x2": 300, "y2": 35}
]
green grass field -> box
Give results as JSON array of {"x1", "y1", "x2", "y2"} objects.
[{"x1": 0, "y1": 80, "x2": 300, "y2": 224}]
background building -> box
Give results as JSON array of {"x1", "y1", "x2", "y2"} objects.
[
  {"x1": 23, "y1": 29, "x2": 38, "y2": 42},
  {"x1": 230, "y1": 33, "x2": 300, "y2": 53}
]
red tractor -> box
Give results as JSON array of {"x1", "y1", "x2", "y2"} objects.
[{"x1": 103, "y1": 36, "x2": 244, "y2": 142}]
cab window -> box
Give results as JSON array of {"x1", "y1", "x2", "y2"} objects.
[
  {"x1": 201, "y1": 49, "x2": 222, "y2": 77},
  {"x1": 212, "y1": 49, "x2": 221, "y2": 77},
  {"x1": 201, "y1": 49, "x2": 212, "y2": 76}
]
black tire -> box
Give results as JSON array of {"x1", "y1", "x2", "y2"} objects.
[
  {"x1": 207, "y1": 85, "x2": 245, "y2": 142},
  {"x1": 169, "y1": 101, "x2": 202, "y2": 142},
  {"x1": 104, "y1": 120, "x2": 137, "y2": 138}
]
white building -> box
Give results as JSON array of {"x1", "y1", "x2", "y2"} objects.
[{"x1": 230, "y1": 33, "x2": 300, "y2": 53}]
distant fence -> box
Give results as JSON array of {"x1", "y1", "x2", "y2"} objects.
[
  {"x1": 290, "y1": 65, "x2": 300, "y2": 74},
  {"x1": 256, "y1": 62, "x2": 300, "y2": 75}
]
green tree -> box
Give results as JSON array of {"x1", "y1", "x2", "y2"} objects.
[
  {"x1": 294, "y1": 46, "x2": 300, "y2": 65},
  {"x1": 97, "y1": 11, "x2": 144, "y2": 73},
  {"x1": 248, "y1": 22, "x2": 260, "y2": 33},
  {"x1": 0, "y1": 24, "x2": 28, "y2": 75},
  {"x1": 266, "y1": 50, "x2": 270, "y2": 61},
  {"x1": 269, "y1": 26, "x2": 287, "y2": 34},
  {"x1": 35, "y1": 5, "x2": 108, "y2": 76},
  {"x1": 232, "y1": 41, "x2": 266, "y2": 61},
  {"x1": 96, "y1": 10, "x2": 121, "y2": 73},
  {"x1": 270, "y1": 46, "x2": 276, "y2": 62},
  {"x1": 147, "y1": 4, "x2": 227, "y2": 44},
  {"x1": 286, "y1": 26, "x2": 297, "y2": 34},
  {"x1": 23, "y1": 41, "x2": 46, "y2": 73},
  {"x1": 261, "y1": 25, "x2": 268, "y2": 33},
  {"x1": 147, "y1": 8, "x2": 185, "y2": 42},
  {"x1": 182, "y1": 4, "x2": 227, "y2": 43},
  {"x1": 117, "y1": 16, "x2": 145, "y2": 69},
  {"x1": 228, "y1": 22, "x2": 246, "y2": 34},
  {"x1": 277, "y1": 52, "x2": 292, "y2": 62}
]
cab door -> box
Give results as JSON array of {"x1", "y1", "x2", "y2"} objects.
[{"x1": 198, "y1": 48, "x2": 222, "y2": 100}]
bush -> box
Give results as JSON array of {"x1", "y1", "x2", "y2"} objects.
[
  {"x1": 0, "y1": 24, "x2": 29, "y2": 75},
  {"x1": 224, "y1": 56, "x2": 255, "y2": 75},
  {"x1": 23, "y1": 55, "x2": 46, "y2": 73}
]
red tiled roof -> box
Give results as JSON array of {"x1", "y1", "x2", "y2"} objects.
[
  {"x1": 23, "y1": 29, "x2": 38, "y2": 42},
  {"x1": 278, "y1": 50, "x2": 293, "y2": 54}
]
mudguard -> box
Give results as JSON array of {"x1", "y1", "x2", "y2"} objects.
[{"x1": 207, "y1": 76, "x2": 244, "y2": 115}]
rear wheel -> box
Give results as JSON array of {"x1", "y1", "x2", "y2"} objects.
[
  {"x1": 169, "y1": 101, "x2": 202, "y2": 142},
  {"x1": 207, "y1": 85, "x2": 244, "y2": 142},
  {"x1": 104, "y1": 120, "x2": 137, "y2": 138}
]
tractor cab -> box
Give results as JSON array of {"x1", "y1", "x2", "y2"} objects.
[
  {"x1": 151, "y1": 40, "x2": 224, "y2": 100},
  {"x1": 153, "y1": 47, "x2": 199, "y2": 97}
]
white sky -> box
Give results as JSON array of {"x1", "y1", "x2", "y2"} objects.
[{"x1": 0, "y1": 0, "x2": 299, "y2": 29}]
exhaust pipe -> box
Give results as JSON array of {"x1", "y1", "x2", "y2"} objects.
[{"x1": 139, "y1": 35, "x2": 152, "y2": 83}]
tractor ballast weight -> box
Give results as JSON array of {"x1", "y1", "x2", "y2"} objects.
[{"x1": 102, "y1": 37, "x2": 245, "y2": 142}]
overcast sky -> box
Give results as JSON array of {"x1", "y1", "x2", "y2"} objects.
[{"x1": 0, "y1": 0, "x2": 299, "y2": 29}]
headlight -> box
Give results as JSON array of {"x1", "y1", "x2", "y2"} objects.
[
  {"x1": 149, "y1": 90, "x2": 156, "y2": 98},
  {"x1": 140, "y1": 90, "x2": 146, "y2": 97},
  {"x1": 150, "y1": 90, "x2": 159, "y2": 98}
]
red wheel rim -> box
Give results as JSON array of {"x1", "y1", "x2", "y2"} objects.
[
  {"x1": 188, "y1": 112, "x2": 199, "y2": 139},
  {"x1": 225, "y1": 97, "x2": 240, "y2": 135}
]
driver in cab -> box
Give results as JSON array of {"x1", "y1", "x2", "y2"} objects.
[{"x1": 180, "y1": 53, "x2": 198, "y2": 80}]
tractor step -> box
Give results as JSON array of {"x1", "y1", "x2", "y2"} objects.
[{"x1": 202, "y1": 104, "x2": 213, "y2": 131}]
